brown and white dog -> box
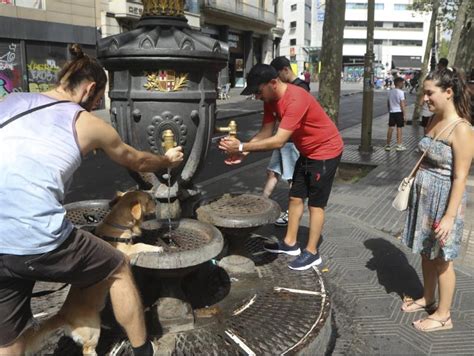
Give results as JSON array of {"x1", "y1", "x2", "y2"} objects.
[{"x1": 24, "y1": 190, "x2": 163, "y2": 355}]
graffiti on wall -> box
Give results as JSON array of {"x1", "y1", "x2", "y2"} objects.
[
  {"x1": 0, "y1": 42, "x2": 23, "y2": 98},
  {"x1": 27, "y1": 59, "x2": 60, "y2": 93}
]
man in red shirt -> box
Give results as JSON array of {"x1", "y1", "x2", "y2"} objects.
[{"x1": 219, "y1": 64, "x2": 343, "y2": 270}]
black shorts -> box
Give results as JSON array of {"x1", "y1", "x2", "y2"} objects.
[
  {"x1": 0, "y1": 228, "x2": 126, "y2": 347},
  {"x1": 290, "y1": 154, "x2": 341, "y2": 207},
  {"x1": 388, "y1": 112, "x2": 405, "y2": 127}
]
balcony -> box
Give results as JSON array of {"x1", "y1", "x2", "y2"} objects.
[{"x1": 202, "y1": 0, "x2": 276, "y2": 27}]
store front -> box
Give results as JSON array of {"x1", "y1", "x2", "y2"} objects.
[{"x1": 0, "y1": 16, "x2": 96, "y2": 100}]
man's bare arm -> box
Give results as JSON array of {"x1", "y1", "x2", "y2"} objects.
[{"x1": 75, "y1": 112, "x2": 183, "y2": 172}]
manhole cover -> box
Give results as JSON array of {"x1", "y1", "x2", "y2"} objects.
[{"x1": 196, "y1": 193, "x2": 280, "y2": 228}]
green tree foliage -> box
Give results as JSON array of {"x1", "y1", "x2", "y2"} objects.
[{"x1": 411, "y1": 0, "x2": 460, "y2": 30}]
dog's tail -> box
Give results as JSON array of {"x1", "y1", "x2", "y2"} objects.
[{"x1": 24, "y1": 314, "x2": 66, "y2": 355}]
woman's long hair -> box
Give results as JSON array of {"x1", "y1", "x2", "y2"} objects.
[
  {"x1": 425, "y1": 68, "x2": 472, "y2": 123},
  {"x1": 57, "y1": 44, "x2": 107, "y2": 96}
]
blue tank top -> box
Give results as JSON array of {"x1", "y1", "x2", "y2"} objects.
[{"x1": 0, "y1": 93, "x2": 84, "y2": 255}]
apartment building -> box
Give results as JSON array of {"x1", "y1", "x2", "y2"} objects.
[
  {"x1": 280, "y1": 0, "x2": 431, "y2": 79},
  {"x1": 279, "y1": 0, "x2": 314, "y2": 76},
  {"x1": 199, "y1": 0, "x2": 284, "y2": 88},
  {"x1": 343, "y1": 0, "x2": 430, "y2": 78}
]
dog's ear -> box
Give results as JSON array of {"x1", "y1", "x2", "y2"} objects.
[
  {"x1": 131, "y1": 202, "x2": 142, "y2": 221},
  {"x1": 109, "y1": 191, "x2": 126, "y2": 208}
]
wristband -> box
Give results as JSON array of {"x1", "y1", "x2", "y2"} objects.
[{"x1": 238, "y1": 142, "x2": 244, "y2": 152}]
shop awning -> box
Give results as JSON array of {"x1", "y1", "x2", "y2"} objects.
[{"x1": 391, "y1": 55, "x2": 422, "y2": 70}]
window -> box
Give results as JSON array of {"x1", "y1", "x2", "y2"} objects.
[
  {"x1": 391, "y1": 40, "x2": 423, "y2": 46},
  {"x1": 344, "y1": 39, "x2": 384, "y2": 45},
  {"x1": 13, "y1": 0, "x2": 44, "y2": 9},
  {"x1": 290, "y1": 21, "x2": 297, "y2": 29},
  {"x1": 346, "y1": 2, "x2": 384, "y2": 10},
  {"x1": 394, "y1": 4, "x2": 408, "y2": 10},
  {"x1": 291, "y1": 4, "x2": 297, "y2": 11},
  {"x1": 345, "y1": 21, "x2": 384, "y2": 27},
  {"x1": 290, "y1": 39, "x2": 297, "y2": 46},
  {"x1": 393, "y1": 22, "x2": 423, "y2": 29}
]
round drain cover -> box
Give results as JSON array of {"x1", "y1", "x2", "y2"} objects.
[{"x1": 196, "y1": 193, "x2": 280, "y2": 228}]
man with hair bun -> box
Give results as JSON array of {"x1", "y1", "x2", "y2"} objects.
[{"x1": 0, "y1": 44, "x2": 183, "y2": 355}]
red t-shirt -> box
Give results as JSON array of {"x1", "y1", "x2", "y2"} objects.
[{"x1": 263, "y1": 84, "x2": 344, "y2": 160}]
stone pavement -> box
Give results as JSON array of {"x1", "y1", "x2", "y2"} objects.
[{"x1": 196, "y1": 104, "x2": 474, "y2": 355}]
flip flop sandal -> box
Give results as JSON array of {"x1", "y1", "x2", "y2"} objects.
[
  {"x1": 401, "y1": 300, "x2": 437, "y2": 313},
  {"x1": 413, "y1": 316, "x2": 453, "y2": 332}
]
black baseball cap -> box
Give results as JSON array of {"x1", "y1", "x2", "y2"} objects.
[
  {"x1": 270, "y1": 56, "x2": 291, "y2": 71},
  {"x1": 240, "y1": 64, "x2": 278, "y2": 95}
]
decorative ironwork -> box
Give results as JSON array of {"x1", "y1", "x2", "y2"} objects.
[
  {"x1": 144, "y1": 70, "x2": 188, "y2": 92},
  {"x1": 147, "y1": 111, "x2": 187, "y2": 154},
  {"x1": 142, "y1": 0, "x2": 185, "y2": 17}
]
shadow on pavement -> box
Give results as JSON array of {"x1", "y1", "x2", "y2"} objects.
[{"x1": 364, "y1": 238, "x2": 423, "y2": 301}]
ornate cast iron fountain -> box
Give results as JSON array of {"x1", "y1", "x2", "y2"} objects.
[{"x1": 97, "y1": 0, "x2": 229, "y2": 219}]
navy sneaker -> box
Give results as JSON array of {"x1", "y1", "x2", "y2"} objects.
[
  {"x1": 264, "y1": 240, "x2": 301, "y2": 256},
  {"x1": 288, "y1": 249, "x2": 322, "y2": 270}
]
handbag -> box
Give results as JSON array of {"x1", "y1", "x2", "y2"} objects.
[{"x1": 392, "y1": 118, "x2": 463, "y2": 211}]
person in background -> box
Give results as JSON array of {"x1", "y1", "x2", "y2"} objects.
[
  {"x1": 263, "y1": 56, "x2": 309, "y2": 226},
  {"x1": 437, "y1": 58, "x2": 449, "y2": 71},
  {"x1": 384, "y1": 77, "x2": 408, "y2": 151},
  {"x1": 304, "y1": 70, "x2": 311, "y2": 85},
  {"x1": 400, "y1": 68, "x2": 473, "y2": 332},
  {"x1": 0, "y1": 44, "x2": 183, "y2": 355}
]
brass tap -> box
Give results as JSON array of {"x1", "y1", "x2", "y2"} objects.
[
  {"x1": 215, "y1": 120, "x2": 237, "y2": 138},
  {"x1": 162, "y1": 129, "x2": 176, "y2": 152}
]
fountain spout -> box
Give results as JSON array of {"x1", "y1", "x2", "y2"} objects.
[
  {"x1": 162, "y1": 129, "x2": 177, "y2": 153},
  {"x1": 215, "y1": 120, "x2": 238, "y2": 138}
]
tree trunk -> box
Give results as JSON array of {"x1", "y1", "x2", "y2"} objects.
[
  {"x1": 447, "y1": 0, "x2": 470, "y2": 65},
  {"x1": 318, "y1": 0, "x2": 346, "y2": 126},
  {"x1": 412, "y1": 0, "x2": 440, "y2": 122},
  {"x1": 453, "y1": 3, "x2": 473, "y2": 76}
]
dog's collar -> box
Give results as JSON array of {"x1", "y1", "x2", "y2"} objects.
[
  {"x1": 104, "y1": 221, "x2": 134, "y2": 231},
  {"x1": 101, "y1": 235, "x2": 136, "y2": 244}
]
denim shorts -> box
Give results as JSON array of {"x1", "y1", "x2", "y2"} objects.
[
  {"x1": 267, "y1": 142, "x2": 300, "y2": 181},
  {"x1": 0, "y1": 228, "x2": 125, "y2": 346}
]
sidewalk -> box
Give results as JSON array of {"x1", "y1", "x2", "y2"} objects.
[{"x1": 196, "y1": 104, "x2": 474, "y2": 355}]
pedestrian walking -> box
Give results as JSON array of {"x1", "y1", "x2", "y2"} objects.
[
  {"x1": 304, "y1": 70, "x2": 311, "y2": 84},
  {"x1": 0, "y1": 44, "x2": 183, "y2": 354},
  {"x1": 219, "y1": 64, "x2": 343, "y2": 271},
  {"x1": 263, "y1": 56, "x2": 309, "y2": 227},
  {"x1": 400, "y1": 68, "x2": 473, "y2": 332},
  {"x1": 385, "y1": 77, "x2": 408, "y2": 151}
]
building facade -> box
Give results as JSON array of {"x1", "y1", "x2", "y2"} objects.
[
  {"x1": 279, "y1": 0, "x2": 314, "y2": 76},
  {"x1": 308, "y1": 0, "x2": 431, "y2": 79},
  {"x1": 343, "y1": 0, "x2": 430, "y2": 79},
  {"x1": 0, "y1": 0, "x2": 100, "y2": 98},
  {"x1": 199, "y1": 0, "x2": 283, "y2": 88},
  {"x1": 0, "y1": 0, "x2": 284, "y2": 96}
]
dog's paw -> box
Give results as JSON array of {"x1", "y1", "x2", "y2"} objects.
[{"x1": 153, "y1": 246, "x2": 164, "y2": 253}]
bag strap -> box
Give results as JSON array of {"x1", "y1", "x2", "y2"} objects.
[
  {"x1": 0, "y1": 100, "x2": 70, "y2": 129},
  {"x1": 406, "y1": 119, "x2": 464, "y2": 179}
]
